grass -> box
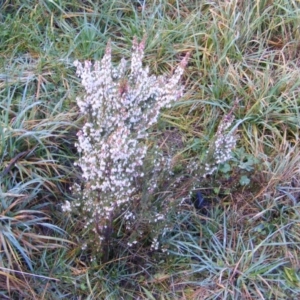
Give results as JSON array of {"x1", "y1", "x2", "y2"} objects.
[{"x1": 1, "y1": 0, "x2": 300, "y2": 298}]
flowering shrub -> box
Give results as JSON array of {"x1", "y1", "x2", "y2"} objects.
[
  {"x1": 63, "y1": 37, "x2": 240, "y2": 257},
  {"x1": 63, "y1": 37, "x2": 189, "y2": 254}
]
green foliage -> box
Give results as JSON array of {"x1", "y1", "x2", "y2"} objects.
[
  {"x1": 1, "y1": 0, "x2": 300, "y2": 298},
  {"x1": 218, "y1": 147, "x2": 260, "y2": 187}
]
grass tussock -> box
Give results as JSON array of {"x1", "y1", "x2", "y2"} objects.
[{"x1": 1, "y1": 0, "x2": 300, "y2": 298}]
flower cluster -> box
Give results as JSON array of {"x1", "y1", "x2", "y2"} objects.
[
  {"x1": 65, "y1": 37, "x2": 189, "y2": 249},
  {"x1": 190, "y1": 99, "x2": 239, "y2": 178}
]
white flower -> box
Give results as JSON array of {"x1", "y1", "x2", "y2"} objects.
[{"x1": 61, "y1": 201, "x2": 72, "y2": 212}]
